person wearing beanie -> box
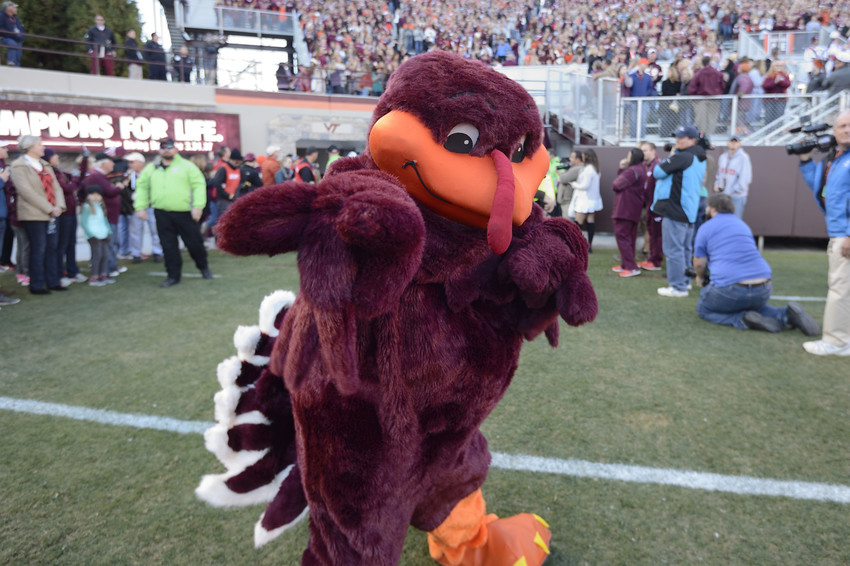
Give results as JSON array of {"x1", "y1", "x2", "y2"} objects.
[{"x1": 80, "y1": 184, "x2": 113, "y2": 286}]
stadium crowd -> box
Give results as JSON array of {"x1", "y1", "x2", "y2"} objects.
[{"x1": 230, "y1": 0, "x2": 850, "y2": 95}]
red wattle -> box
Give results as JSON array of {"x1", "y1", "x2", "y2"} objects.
[{"x1": 487, "y1": 149, "x2": 515, "y2": 254}]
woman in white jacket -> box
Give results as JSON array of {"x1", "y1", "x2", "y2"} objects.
[{"x1": 568, "y1": 149, "x2": 603, "y2": 252}]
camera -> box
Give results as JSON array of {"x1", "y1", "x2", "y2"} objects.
[
  {"x1": 785, "y1": 116, "x2": 836, "y2": 155},
  {"x1": 663, "y1": 133, "x2": 713, "y2": 154},
  {"x1": 556, "y1": 163, "x2": 571, "y2": 170}
]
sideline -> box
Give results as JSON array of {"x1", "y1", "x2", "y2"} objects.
[{"x1": 2, "y1": 396, "x2": 849, "y2": 504}]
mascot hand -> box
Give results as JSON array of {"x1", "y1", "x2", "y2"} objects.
[{"x1": 502, "y1": 217, "x2": 597, "y2": 325}]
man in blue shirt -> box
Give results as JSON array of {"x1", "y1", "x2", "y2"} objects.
[
  {"x1": 693, "y1": 193, "x2": 818, "y2": 334},
  {"x1": 798, "y1": 110, "x2": 850, "y2": 355}
]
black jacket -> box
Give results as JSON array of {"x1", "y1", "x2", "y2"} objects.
[
  {"x1": 85, "y1": 26, "x2": 116, "y2": 53},
  {"x1": 124, "y1": 37, "x2": 142, "y2": 62}
]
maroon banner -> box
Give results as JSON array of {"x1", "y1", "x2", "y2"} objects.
[{"x1": 0, "y1": 101, "x2": 240, "y2": 154}]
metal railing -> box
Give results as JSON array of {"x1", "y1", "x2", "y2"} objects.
[
  {"x1": 179, "y1": 0, "x2": 296, "y2": 38},
  {"x1": 616, "y1": 93, "x2": 825, "y2": 146},
  {"x1": 743, "y1": 91, "x2": 850, "y2": 146}
]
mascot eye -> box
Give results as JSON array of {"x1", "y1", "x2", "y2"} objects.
[
  {"x1": 444, "y1": 123, "x2": 479, "y2": 154},
  {"x1": 510, "y1": 136, "x2": 528, "y2": 163}
]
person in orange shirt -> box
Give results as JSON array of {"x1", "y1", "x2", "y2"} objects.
[{"x1": 260, "y1": 145, "x2": 281, "y2": 186}]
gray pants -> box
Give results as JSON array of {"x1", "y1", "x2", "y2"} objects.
[{"x1": 89, "y1": 237, "x2": 110, "y2": 278}]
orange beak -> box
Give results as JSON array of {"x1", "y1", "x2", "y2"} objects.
[{"x1": 369, "y1": 111, "x2": 548, "y2": 252}]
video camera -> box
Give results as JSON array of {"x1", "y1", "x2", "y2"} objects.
[
  {"x1": 785, "y1": 115, "x2": 836, "y2": 155},
  {"x1": 663, "y1": 133, "x2": 714, "y2": 154}
]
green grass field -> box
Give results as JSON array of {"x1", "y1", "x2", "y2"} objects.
[{"x1": 1, "y1": 243, "x2": 848, "y2": 565}]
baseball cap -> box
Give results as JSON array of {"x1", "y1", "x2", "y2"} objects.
[
  {"x1": 328, "y1": 144, "x2": 339, "y2": 152},
  {"x1": 94, "y1": 152, "x2": 112, "y2": 161},
  {"x1": 244, "y1": 152, "x2": 256, "y2": 161},
  {"x1": 159, "y1": 138, "x2": 176, "y2": 149},
  {"x1": 124, "y1": 152, "x2": 145, "y2": 163},
  {"x1": 638, "y1": 58, "x2": 650, "y2": 65},
  {"x1": 729, "y1": 136, "x2": 740, "y2": 142},
  {"x1": 673, "y1": 125, "x2": 700, "y2": 139}
]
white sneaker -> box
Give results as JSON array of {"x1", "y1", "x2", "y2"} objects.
[
  {"x1": 803, "y1": 340, "x2": 850, "y2": 356},
  {"x1": 60, "y1": 277, "x2": 73, "y2": 287},
  {"x1": 71, "y1": 273, "x2": 88, "y2": 283},
  {"x1": 117, "y1": 266, "x2": 128, "y2": 273},
  {"x1": 89, "y1": 279, "x2": 107, "y2": 287},
  {"x1": 619, "y1": 269, "x2": 641, "y2": 278},
  {"x1": 657, "y1": 286, "x2": 689, "y2": 298},
  {"x1": 103, "y1": 277, "x2": 117, "y2": 285}
]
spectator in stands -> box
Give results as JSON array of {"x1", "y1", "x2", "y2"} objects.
[
  {"x1": 624, "y1": 58, "x2": 656, "y2": 138},
  {"x1": 173, "y1": 45, "x2": 194, "y2": 83},
  {"x1": 824, "y1": 51, "x2": 850, "y2": 96},
  {"x1": 46, "y1": 148, "x2": 88, "y2": 285},
  {"x1": 144, "y1": 33, "x2": 167, "y2": 80},
  {"x1": 260, "y1": 145, "x2": 281, "y2": 186},
  {"x1": 0, "y1": 0, "x2": 25, "y2": 67},
  {"x1": 85, "y1": 14, "x2": 117, "y2": 76},
  {"x1": 729, "y1": 57, "x2": 755, "y2": 135},
  {"x1": 761, "y1": 60, "x2": 791, "y2": 124},
  {"x1": 688, "y1": 56, "x2": 726, "y2": 136},
  {"x1": 714, "y1": 137, "x2": 752, "y2": 218},
  {"x1": 276, "y1": 62, "x2": 293, "y2": 90},
  {"x1": 124, "y1": 29, "x2": 143, "y2": 80},
  {"x1": 693, "y1": 193, "x2": 819, "y2": 335},
  {"x1": 9, "y1": 135, "x2": 66, "y2": 295}
]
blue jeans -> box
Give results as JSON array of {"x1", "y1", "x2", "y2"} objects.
[
  {"x1": 661, "y1": 218, "x2": 693, "y2": 291},
  {"x1": 23, "y1": 220, "x2": 60, "y2": 290},
  {"x1": 117, "y1": 214, "x2": 132, "y2": 255},
  {"x1": 56, "y1": 214, "x2": 80, "y2": 277},
  {"x1": 697, "y1": 282, "x2": 787, "y2": 329},
  {"x1": 732, "y1": 196, "x2": 747, "y2": 219},
  {"x1": 107, "y1": 222, "x2": 119, "y2": 271},
  {"x1": 129, "y1": 208, "x2": 162, "y2": 256},
  {"x1": 2, "y1": 38, "x2": 22, "y2": 66}
]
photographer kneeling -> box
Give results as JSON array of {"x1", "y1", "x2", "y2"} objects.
[
  {"x1": 693, "y1": 193, "x2": 819, "y2": 335},
  {"x1": 798, "y1": 110, "x2": 850, "y2": 356}
]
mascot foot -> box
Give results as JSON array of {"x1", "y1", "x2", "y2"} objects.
[{"x1": 428, "y1": 491, "x2": 551, "y2": 566}]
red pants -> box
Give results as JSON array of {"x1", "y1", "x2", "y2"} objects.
[
  {"x1": 90, "y1": 52, "x2": 114, "y2": 76},
  {"x1": 613, "y1": 219, "x2": 638, "y2": 270}
]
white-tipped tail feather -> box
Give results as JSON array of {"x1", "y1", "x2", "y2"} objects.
[
  {"x1": 254, "y1": 506, "x2": 309, "y2": 548},
  {"x1": 259, "y1": 290, "x2": 296, "y2": 337},
  {"x1": 196, "y1": 465, "x2": 292, "y2": 508}
]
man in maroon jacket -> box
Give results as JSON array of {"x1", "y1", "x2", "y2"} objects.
[
  {"x1": 85, "y1": 153, "x2": 124, "y2": 277},
  {"x1": 688, "y1": 56, "x2": 727, "y2": 136}
]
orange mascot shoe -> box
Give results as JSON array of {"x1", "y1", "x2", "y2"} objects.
[{"x1": 428, "y1": 490, "x2": 552, "y2": 566}]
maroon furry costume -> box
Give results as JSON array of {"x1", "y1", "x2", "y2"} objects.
[{"x1": 197, "y1": 51, "x2": 598, "y2": 565}]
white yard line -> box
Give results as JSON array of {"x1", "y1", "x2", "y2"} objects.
[
  {"x1": 771, "y1": 295, "x2": 827, "y2": 302},
  {"x1": 2, "y1": 396, "x2": 849, "y2": 504}
]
